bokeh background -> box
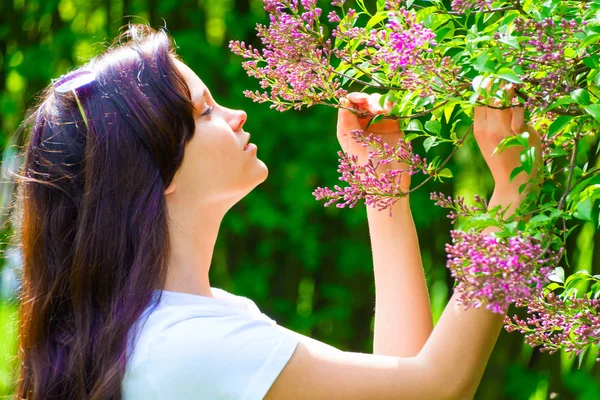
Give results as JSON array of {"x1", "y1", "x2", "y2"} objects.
[{"x1": 0, "y1": 0, "x2": 599, "y2": 399}]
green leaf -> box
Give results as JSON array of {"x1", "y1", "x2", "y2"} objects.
[
  {"x1": 549, "y1": 147, "x2": 569, "y2": 158},
  {"x1": 584, "y1": 104, "x2": 600, "y2": 123},
  {"x1": 496, "y1": 68, "x2": 523, "y2": 84},
  {"x1": 578, "y1": 347, "x2": 588, "y2": 369},
  {"x1": 366, "y1": 12, "x2": 388, "y2": 30},
  {"x1": 544, "y1": 97, "x2": 576, "y2": 112},
  {"x1": 366, "y1": 114, "x2": 385, "y2": 129},
  {"x1": 437, "y1": 168, "x2": 453, "y2": 178},
  {"x1": 509, "y1": 166, "x2": 525, "y2": 182},
  {"x1": 579, "y1": 33, "x2": 600, "y2": 50},
  {"x1": 583, "y1": 54, "x2": 599, "y2": 69},
  {"x1": 403, "y1": 133, "x2": 421, "y2": 142},
  {"x1": 436, "y1": 27, "x2": 453, "y2": 42},
  {"x1": 423, "y1": 136, "x2": 438, "y2": 152},
  {"x1": 548, "y1": 267, "x2": 565, "y2": 283},
  {"x1": 571, "y1": 88, "x2": 591, "y2": 106},
  {"x1": 574, "y1": 197, "x2": 594, "y2": 221},
  {"x1": 425, "y1": 120, "x2": 441, "y2": 135},
  {"x1": 530, "y1": 214, "x2": 551, "y2": 224},
  {"x1": 498, "y1": 36, "x2": 520, "y2": 49},
  {"x1": 494, "y1": 133, "x2": 527, "y2": 155},
  {"x1": 405, "y1": 119, "x2": 424, "y2": 131},
  {"x1": 520, "y1": 146, "x2": 536, "y2": 175},
  {"x1": 545, "y1": 282, "x2": 562, "y2": 292},
  {"x1": 591, "y1": 281, "x2": 600, "y2": 299},
  {"x1": 548, "y1": 115, "x2": 573, "y2": 136}
]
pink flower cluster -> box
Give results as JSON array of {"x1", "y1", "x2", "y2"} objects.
[
  {"x1": 451, "y1": 0, "x2": 493, "y2": 12},
  {"x1": 229, "y1": 0, "x2": 346, "y2": 111},
  {"x1": 313, "y1": 130, "x2": 427, "y2": 213},
  {"x1": 367, "y1": 8, "x2": 437, "y2": 72},
  {"x1": 506, "y1": 17, "x2": 584, "y2": 109},
  {"x1": 446, "y1": 230, "x2": 556, "y2": 314},
  {"x1": 430, "y1": 192, "x2": 488, "y2": 224},
  {"x1": 505, "y1": 293, "x2": 600, "y2": 361},
  {"x1": 331, "y1": 6, "x2": 458, "y2": 97}
]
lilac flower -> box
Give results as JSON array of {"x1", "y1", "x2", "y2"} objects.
[
  {"x1": 327, "y1": 10, "x2": 341, "y2": 23},
  {"x1": 504, "y1": 17, "x2": 584, "y2": 109},
  {"x1": 229, "y1": 0, "x2": 346, "y2": 111},
  {"x1": 313, "y1": 130, "x2": 427, "y2": 214},
  {"x1": 451, "y1": 0, "x2": 493, "y2": 12},
  {"x1": 336, "y1": 8, "x2": 436, "y2": 73},
  {"x1": 505, "y1": 292, "x2": 600, "y2": 361},
  {"x1": 446, "y1": 230, "x2": 556, "y2": 314},
  {"x1": 430, "y1": 192, "x2": 488, "y2": 223}
]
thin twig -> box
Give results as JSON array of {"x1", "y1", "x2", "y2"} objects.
[
  {"x1": 536, "y1": 124, "x2": 583, "y2": 261},
  {"x1": 412, "y1": 4, "x2": 518, "y2": 15},
  {"x1": 320, "y1": 99, "x2": 452, "y2": 121},
  {"x1": 406, "y1": 125, "x2": 474, "y2": 194}
]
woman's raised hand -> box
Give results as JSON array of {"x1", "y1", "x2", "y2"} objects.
[
  {"x1": 474, "y1": 83, "x2": 542, "y2": 197},
  {"x1": 337, "y1": 92, "x2": 410, "y2": 192}
]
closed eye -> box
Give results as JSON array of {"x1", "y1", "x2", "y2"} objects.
[{"x1": 201, "y1": 106, "x2": 214, "y2": 117}]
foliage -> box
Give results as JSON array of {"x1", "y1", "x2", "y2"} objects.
[{"x1": 230, "y1": 0, "x2": 600, "y2": 362}]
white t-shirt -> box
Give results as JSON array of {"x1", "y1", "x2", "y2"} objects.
[{"x1": 121, "y1": 288, "x2": 299, "y2": 400}]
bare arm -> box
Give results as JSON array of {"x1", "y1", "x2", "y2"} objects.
[
  {"x1": 367, "y1": 197, "x2": 433, "y2": 357},
  {"x1": 264, "y1": 91, "x2": 541, "y2": 400},
  {"x1": 336, "y1": 92, "x2": 433, "y2": 357}
]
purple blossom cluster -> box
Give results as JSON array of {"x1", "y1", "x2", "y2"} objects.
[
  {"x1": 430, "y1": 192, "x2": 488, "y2": 223},
  {"x1": 368, "y1": 8, "x2": 437, "y2": 72},
  {"x1": 505, "y1": 293, "x2": 600, "y2": 361},
  {"x1": 505, "y1": 17, "x2": 584, "y2": 109},
  {"x1": 451, "y1": 0, "x2": 493, "y2": 12},
  {"x1": 229, "y1": 0, "x2": 346, "y2": 111},
  {"x1": 446, "y1": 230, "x2": 555, "y2": 314},
  {"x1": 331, "y1": 6, "x2": 458, "y2": 97},
  {"x1": 313, "y1": 130, "x2": 427, "y2": 213}
]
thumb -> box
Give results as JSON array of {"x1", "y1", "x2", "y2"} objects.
[
  {"x1": 337, "y1": 98, "x2": 363, "y2": 133},
  {"x1": 511, "y1": 106, "x2": 526, "y2": 135}
]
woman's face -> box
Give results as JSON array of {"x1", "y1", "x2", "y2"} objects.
[{"x1": 166, "y1": 58, "x2": 268, "y2": 208}]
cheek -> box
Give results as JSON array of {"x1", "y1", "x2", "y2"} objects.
[{"x1": 191, "y1": 123, "x2": 240, "y2": 166}]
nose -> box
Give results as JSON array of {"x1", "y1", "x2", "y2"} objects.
[{"x1": 229, "y1": 109, "x2": 247, "y2": 132}]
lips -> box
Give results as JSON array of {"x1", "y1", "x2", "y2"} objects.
[{"x1": 243, "y1": 134, "x2": 251, "y2": 150}]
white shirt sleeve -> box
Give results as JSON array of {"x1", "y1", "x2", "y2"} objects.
[{"x1": 140, "y1": 314, "x2": 298, "y2": 400}]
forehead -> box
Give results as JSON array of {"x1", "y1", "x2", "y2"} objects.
[{"x1": 173, "y1": 58, "x2": 206, "y2": 104}]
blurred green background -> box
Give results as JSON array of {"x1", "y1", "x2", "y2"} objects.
[{"x1": 0, "y1": 0, "x2": 599, "y2": 399}]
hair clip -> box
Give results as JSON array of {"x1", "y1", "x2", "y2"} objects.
[{"x1": 52, "y1": 70, "x2": 97, "y2": 130}]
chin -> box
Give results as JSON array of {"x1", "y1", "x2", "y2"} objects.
[{"x1": 258, "y1": 161, "x2": 268, "y2": 182}]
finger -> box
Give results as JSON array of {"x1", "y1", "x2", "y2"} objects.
[
  {"x1": 477, "y1": 77, "x2": 492, "y2": 103},
  {"x1": 346, "y1": 92, "x2": 369, "y2": 104},
  {"x1": 474, "y1": 106, "x2": 487, "y2": 134},
  {"x1": 505, "y1": 83, "x2": 515, "y2": 105},
  {"x1": 383, "y1": 99, "x2": 394, "y2": 114},
  {"x1": 337, "y1": 98, "x2": 363, "y2": 133},
  {"x1": 487, "y1": 106, "x2": 512, "y2": 129},
  {"x1": 367, "y1": 93, "x2": 384, "y2": 114},
  {"x1": 511, "y1": 106, "x2": 526, "y2": 135}
]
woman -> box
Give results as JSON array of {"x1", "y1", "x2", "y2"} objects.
[{"x1": 14, "y1": 25, "x2": 539, "y2": 399}]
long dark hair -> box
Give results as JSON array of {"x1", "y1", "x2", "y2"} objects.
[{"x1": 14, "y1": 24, "x2": 195, "y2": 399}]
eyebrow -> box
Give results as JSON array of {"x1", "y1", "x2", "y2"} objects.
[
  {"x1": 192, "y1": 88, "x2": 207, "y2": 106},
  {"x1": 191, "y1": 88, "x2": 207, "y2": 115}
]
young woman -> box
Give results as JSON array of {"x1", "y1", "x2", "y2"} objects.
[{"x1": 14, "y1": 25, "x2": 540, "y2": 399}]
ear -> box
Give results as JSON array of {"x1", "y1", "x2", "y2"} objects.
[{"x1": 164, "y1": 182, "x2": 176, "y2": 196}]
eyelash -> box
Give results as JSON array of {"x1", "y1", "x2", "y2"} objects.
[{"x1": 201, "y1": 106, "x2": 214, "y2": 117}]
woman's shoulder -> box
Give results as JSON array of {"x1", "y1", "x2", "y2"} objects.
[
  {"x1": 123, "y1": 288, "x2": 299, "y2": 400},
  {"x1": 127, "y1": 288, "x2": 275, "y2": 359}
]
